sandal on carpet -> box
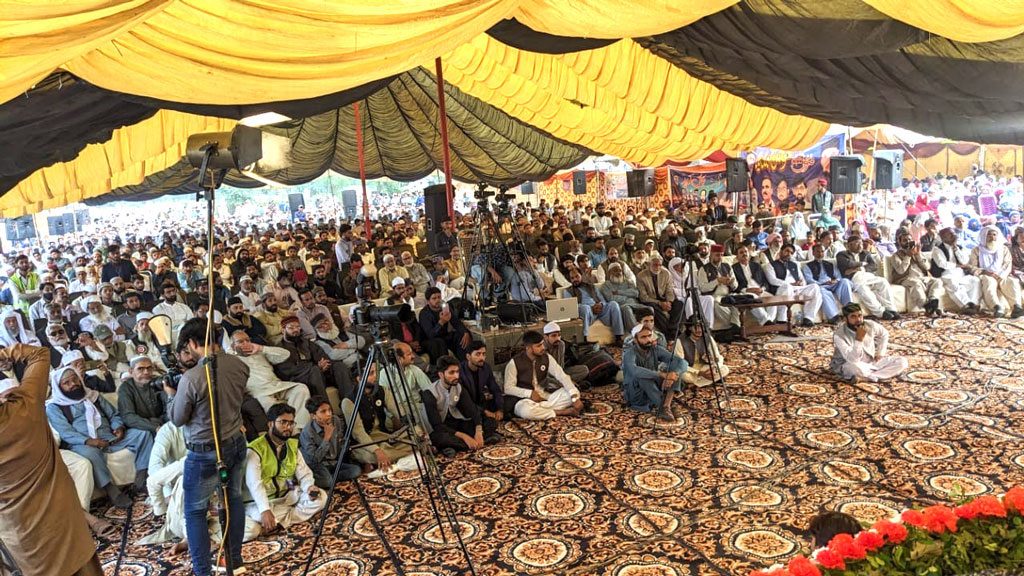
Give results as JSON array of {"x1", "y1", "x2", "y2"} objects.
[{"x1": 88, "y1": 517, "x2": 119, "y2": 539}]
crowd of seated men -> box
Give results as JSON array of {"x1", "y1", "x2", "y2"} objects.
[{"x1": 1, "y1": 173, "x2": 1021, "y2": 550}]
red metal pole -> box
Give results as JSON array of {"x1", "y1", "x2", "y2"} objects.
[
  {"x1": 354, "y1": 102, "x2": 371, "y2": 239},
  {"x1": 435, "y1": 57, "x2": 455, "y2": 222}
]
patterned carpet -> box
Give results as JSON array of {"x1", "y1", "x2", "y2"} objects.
[{"x1": 96, "y1": 315, "x2": 1024, "y2": 576}]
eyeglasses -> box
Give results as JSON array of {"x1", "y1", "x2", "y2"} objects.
[
  {"x1": 275, "y1": 419, "x2": 296, "y2": 428},
  {"x1": 134, "y1": 365, "x2": 155, "y2": 372},
  {"x1": 49, "y1": 329, "x2": 66, "y2": 336}
]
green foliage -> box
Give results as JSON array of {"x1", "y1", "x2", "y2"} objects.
[{"x1": 817, "y1": 510, "x2": 1024, "y2": 576}]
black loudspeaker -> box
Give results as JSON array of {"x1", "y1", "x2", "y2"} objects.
[
  {"x1": 424, "y1": 184, "x2": 449, "y2": 255},
  {"x1": 6, "y1": 216, "x2": 36, "y2": 241},
  {"x1": 288, "y1": 192, "x2": 305, "y2": 214},
  {"x1": 520, "y1": 181, "x2": 535, "y2": 195},
  {"x1": 572, "y1": 170, "x2": 587, "y2": 195},
  {"x1": 46, "y1": 213, "x2": 75, "y2": 236},
  {"x1": 830, "y1": 155, "x2": 864, "y2": 194},
  {"x1": 341, "y1": 189, "x2": 358, "y2": 219},
  {"x1": 872, "y1": 150, "x2": 904, "y2": 190},
  {"x1": 725, "y1": 158, "x2": 749, "y2": 193},
  {"x1": 74, "y1": 209, "x2": 89, "y2": 231},
  {"x1": 626, "y1": 169, "x2": 655, "y2": 197}
]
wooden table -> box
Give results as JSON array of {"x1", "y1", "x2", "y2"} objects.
[
  {"x1": 726, "y1": 295, "x2": 809, "y2": 339},
  {"x1": 467, "y1": 318, "x2": 583, "y2": 367}
]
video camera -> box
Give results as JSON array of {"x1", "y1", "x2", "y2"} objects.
[{"x1": 353, "y1": 302, "x2": 414, "y2": 326}]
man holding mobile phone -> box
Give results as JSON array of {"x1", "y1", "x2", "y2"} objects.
[{"x1": 241, "y1": 403, "x2": 325, "y2": 541}]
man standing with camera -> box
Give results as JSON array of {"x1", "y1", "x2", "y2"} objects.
[{"x1": 167, "y1": 318, "x2": 250, "y2": 576}]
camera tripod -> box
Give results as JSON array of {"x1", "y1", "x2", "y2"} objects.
[
  {"x1": 300, "y1": 323, "x2": 476, "y2": 576},
  {"x1": 457, "y1": 185, "x2": 544, "y2": 323},
  {"x1": 672, "y1": 256, "x2": 740, "y2": 434}
]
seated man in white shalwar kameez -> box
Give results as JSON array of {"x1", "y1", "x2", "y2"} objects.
[
  {"x1": 243, "y1": 403, "x2": 326, "y2": 541},
  {"x1": 830, "y1": 303, "x2": 908, "y2": 383},
  {"x1": 139, "y1": 422, "x2": 221, "y2": 555},
  {"x1": 228, "y1": 330, "x2": 311, "y2": 429}
]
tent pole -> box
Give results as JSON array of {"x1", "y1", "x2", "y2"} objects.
[
  {"x1": 435, "y1": 57, "x2": 455, "y2": 223},
  {"x1": 354, "y1": 102, "x2": 371, "y2": 239}
]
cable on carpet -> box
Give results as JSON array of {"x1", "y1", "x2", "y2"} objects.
[{"x1": 112, "y1": 497, "x2": 134, "y2": 575}]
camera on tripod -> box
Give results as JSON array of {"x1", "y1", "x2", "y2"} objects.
[{"x1": 353, "y1": 302, "x2": 414, "y2": 326}]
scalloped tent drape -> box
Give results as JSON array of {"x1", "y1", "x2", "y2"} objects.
[
  {"x1": 2, "y1": 34, "x2": 829, "y2": 217},
  {"x1": 0, "y1": 0, "x2": 739, "y2": 106},
  {"x1": 2, "y1": 68, "x2": 593, "y2": 216}
]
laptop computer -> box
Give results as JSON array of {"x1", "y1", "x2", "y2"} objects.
[{"x1": 545, "y1": 297, "x2": 579, "y2": 322}]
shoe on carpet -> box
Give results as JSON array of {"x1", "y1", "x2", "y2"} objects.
[
  {"x1": 993, "y1": 306, "x2": 1006, "y2": 318},
  {"x1": 442, "y1": 447, "x2": 457, "y2": 457},
  {"x1": 654, "y1": 407, "x2": 674, "y2": 422},
  {"x1": 962, "y1": 303, "x2": 978, "y2": 315},
  {"x1": 800, "y1": 318, "x2": 814, "y2": 327},
  {"x1": 484, "y1": 434, "x2": 501, "y2": 445},
  {"x1": 1011, "y1": 305, "x2": 1024, "y2": 319},
  {"x1": 215, "y1": 557, "x2": 247, "y2": 574},
  {"x1": 104, "y1": 483, "x2": 132, "y2": 509},
  {"x1": 828, "y1": 315, "x2": 841, "y2": 324}
]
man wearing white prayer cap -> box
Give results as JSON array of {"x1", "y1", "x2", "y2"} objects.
[{"x1": 541, "y1": 321, "x2": 590, "y2": 389}]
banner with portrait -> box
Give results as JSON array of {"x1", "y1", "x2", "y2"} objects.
[
  {"x1": 748, "y1": 133, "x2": 849, "y2": 225},
  {"x1": 668, "y1": 163, "x2": 727, "y2": 207}
]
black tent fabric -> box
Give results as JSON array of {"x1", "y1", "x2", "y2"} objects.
[
  {"x1": 0, "y1": 72, "x2": 395, "y2": 196},
  {"x1": 634, "y1": 0, "x2": 1024, "y2": 144},
  {"x1": 85, "y1": 67, "x2": 592, "y2": 205}
]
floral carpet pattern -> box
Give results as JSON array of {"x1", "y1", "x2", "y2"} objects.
[{"x1": 97, "y1": 316, "x2": 1024, "y2": 575}]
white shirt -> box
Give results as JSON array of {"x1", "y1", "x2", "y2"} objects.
[
  {"x1": 244, "y1": 442, "x2": 314, "y2": 513},
  {"x1": 502, "y1": 353, "x2": 579, "y2": 401}
]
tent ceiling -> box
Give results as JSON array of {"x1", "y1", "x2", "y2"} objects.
[
  {"x1": 636, "y1": 0, "x2": 1024, "y2": 144},
  {"x1": 4, "y1": 0, "x2": 1024, "y2": 215},
  {"x1": 78, "y1": 67, "x2": 595, "y2": 207}
]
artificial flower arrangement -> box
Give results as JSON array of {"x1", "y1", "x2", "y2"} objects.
[{"x1": 750, "y1": 487, "x2": 1024, "y2": 576}]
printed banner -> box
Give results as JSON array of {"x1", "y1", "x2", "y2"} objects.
[
  {"x1": 749, "y1": 133, "x2": 851, "y2": 224},
  {"x1": 605, "y1": 172, "x2": 629, "y2": 200},
  {"x1": 668, "y1": 163, "x2": 727, "y2": 207}
]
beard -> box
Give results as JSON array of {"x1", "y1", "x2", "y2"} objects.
[
  {"x1": 986, "y1": 240, "x2": 998, "y2": 250},
  {"x1": 229, "y1": 312, "x2": 245, "y2": 320},
  {"x1": 51, "y1": 335, "x2": 69, "y2": 347},
  {"x1": 285, "y1": 333, "x2": 304, "y2": 344},
  {"x1": 637, "y1": 340, "x2": 654, "y2": 351},
  {"x1": 846, "y1": 321, "x2": 862, "y2": 331},
  {"x1": 164, "y1": 295, "x2": 176, "y2": 304},
  {"x1": 264, "y1": 304, "x2": 278, "y2": 313},
  {"x1": 317, "y1": 325, "x2": 340, "y2": 340},
  {"x1": 270, "y1": 425, "x2": 290, "y2": 441},
  {"x1": 64, "y1": 386, "x2": 86, "y2": 400}
]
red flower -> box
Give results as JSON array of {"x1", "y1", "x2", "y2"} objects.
[
  {"x1": 787, "y1": 555, "x2": 822, "y2": 576},
  {"x1": 828, "y1": 533, "x2": 867, "y2": 560},
  {"x1": 901, "y1": 509, "x2": 926, "y2": 528},
  {"x1": 922, "y1": 505, "x2": 959, "y2": 533},
  {"x1": 1005, "y1": 487, "x2": 1024, "y2": 514},
  {"x1": 855, "y1": 530, "x2": 885, "y2": 551},
  {"x1": 954, "y1": 501, "x2": 980, "y2": 520},
  {"x1": 969, "y1": 495, "x2": 1007, "y2": 518},
  {"x1": 815, "y1": 548, "x2": 846, "y2": 570},
  {"x1": 871, "y1": 519, "x2": 908, "y2": 544}
]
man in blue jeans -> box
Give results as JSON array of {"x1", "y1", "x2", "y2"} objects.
[{"x1": 167, "y1": 318, "x2": 250, "y2": 575}]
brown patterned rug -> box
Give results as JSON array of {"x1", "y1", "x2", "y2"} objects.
[{"x1": 95, "y1": 315, "x2": 1024, "y2": 575}]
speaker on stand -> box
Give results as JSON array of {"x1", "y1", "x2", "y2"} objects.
[
  {"x1": 725, "y1": 157, "x2": 749, "y2": 215},
  {"x1": 830, "y1": 156, "x2": 864, "y2": 194},
  {"x1": 424, "y1": 184, "x2": 450, "y2": 255},
  {"x1": 572, "y1": 171, "x2": 588, "y2": 195},
  {"x1": 341, "y1": 189, "x2": 358, "y2": 220}
]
